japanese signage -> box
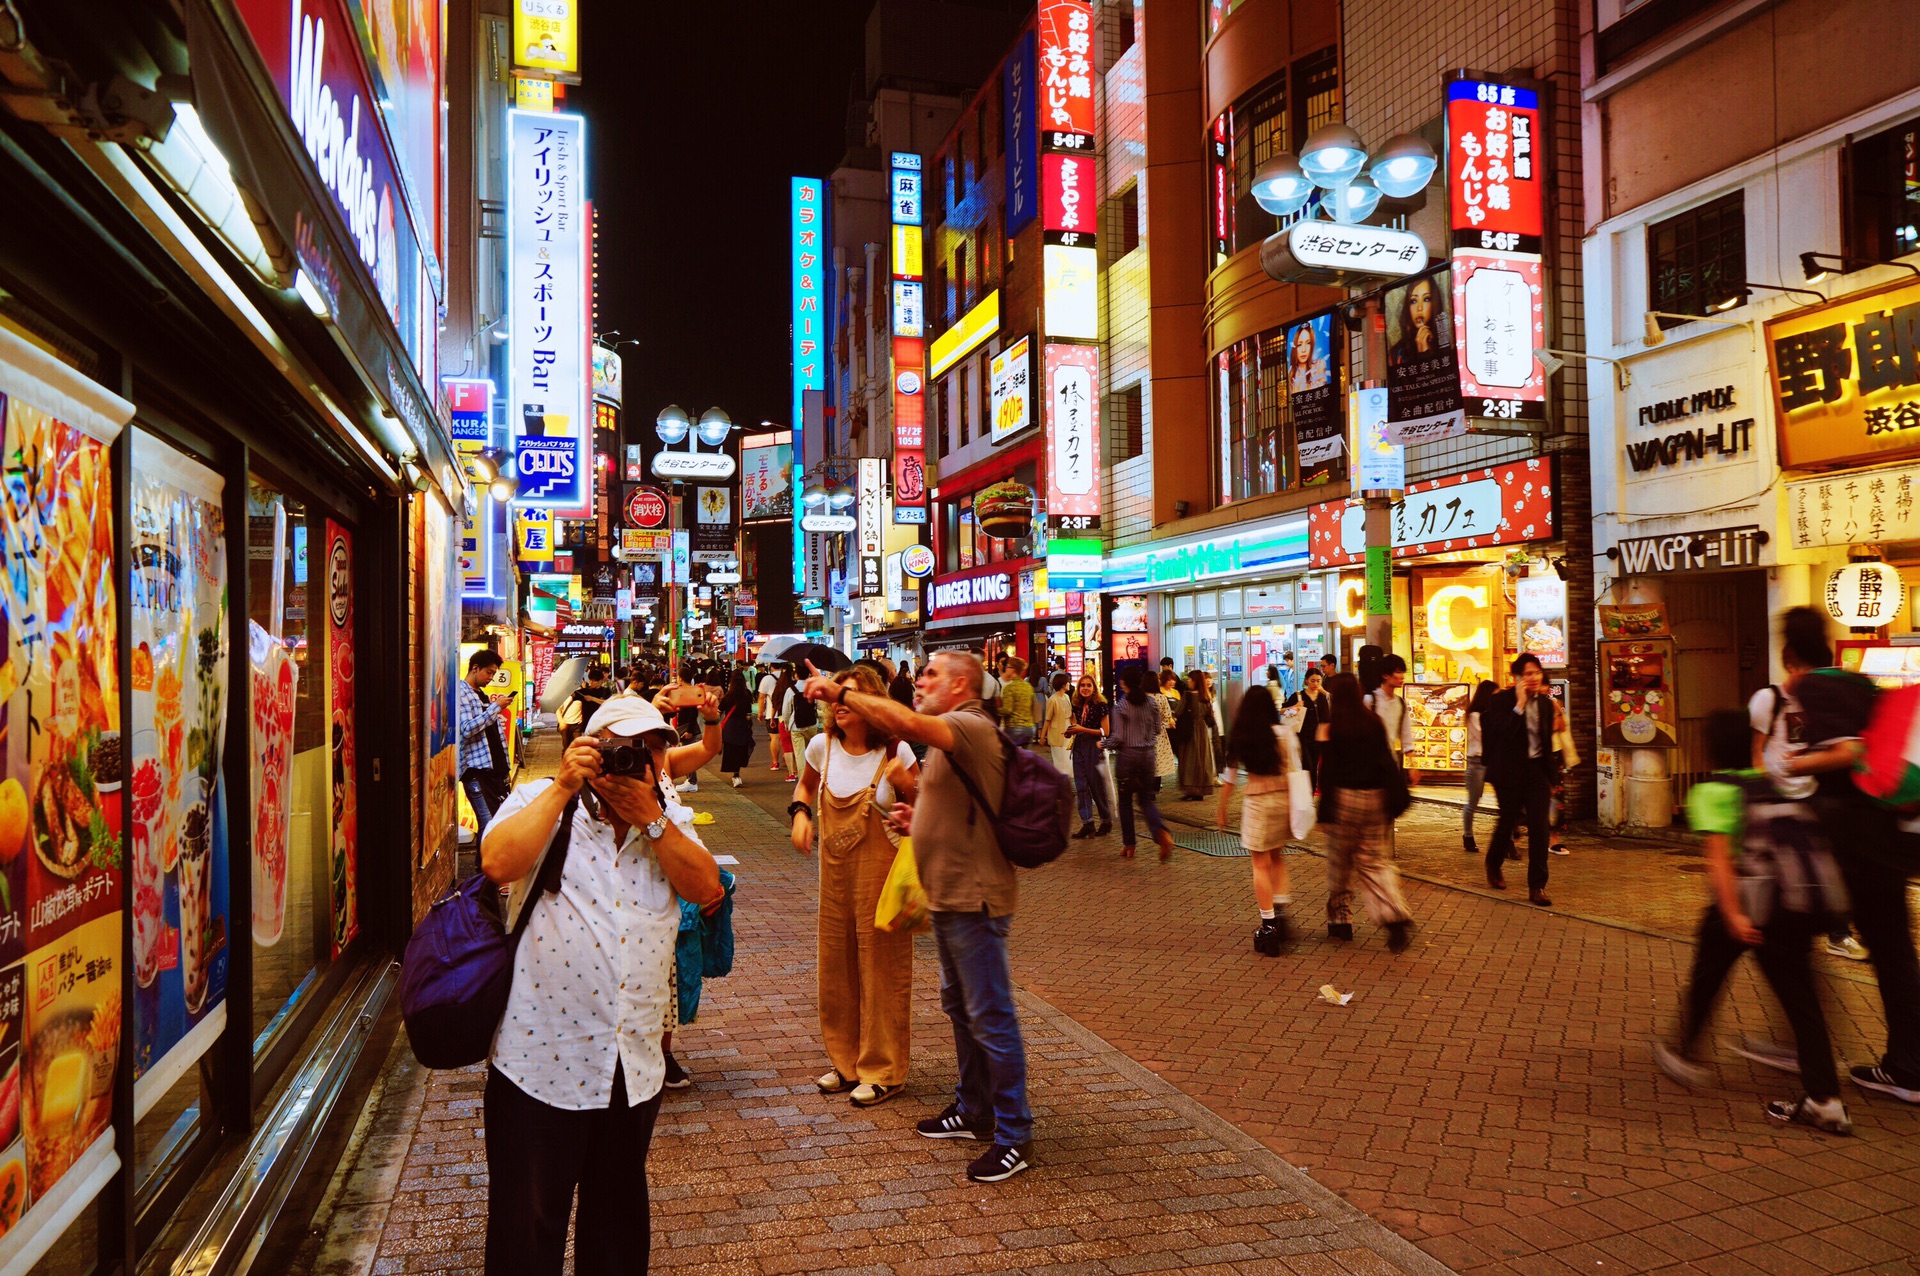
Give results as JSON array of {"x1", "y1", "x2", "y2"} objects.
[
  {"x1": 513, "y1": 0, "x2": 578, "y2": 81},
  {"x1": 690, "y1": 487, "x2": 734, "y2": 556},
  {"x1": 858, "y1": 457, "x2": 885, "y2": 591},
  {"x1": 1043, "y1": 243, "x2": 1100, "y2": 340},
  {"x1": 792, "y1": 179, "x2": 825, "y2": 591},
  {"x1": 1383, "y1": 266, "x2": 1467, "y2": 445},
  {"x1": 1787, "y1": 465, "x2": 1920, "y2": 548},
  {"x1": 740, "y1": 444, "x2": 792, "y2": 521},
  {"x1": 1768, "y1": 278, "x2": 1920, "y2": 470},
  {"x1": 1043, "y1": 152, "x2": 1096, "y2": 238},
  {"x1": 892, "y1": 280, "x2": 924, "y2": 338},
  {"x1": 1825, "y1": 563, "x2": 1906, "y2": 629},
  {"x1": 1005, "y1": 32, "x2": 1039, "y2": 235},
  {"x1": 889, "y1": 151, "x2": 922, "y2": 225},
  {"x1": 1046, "y1": 343, "x2": 1102, "y2": 528},
  {"x1": 590, "y1": 345, "x2": 623, "y2": 407},
  {"x1": 620, "y1": 529, "x2": 672, "y2": 554},
  {"x1": 931, "y1": 291, "x2": 1000, "y2": 379},
  {"x1": 1037, "y1": 0, "x2": 1096, "y2": 142},
  {"x1": 1048, "y1": 538, "x2": 1103, "y2": 590},
  {"x1": 1353, "y1": 387, "x2": 1404, "y2": 492},
  {"x1": 991, "y1": 337, "x2": 1032, "y2": 443},
  {"x1": 1210, "y1": 114, "x2": 1232, "y2": 267},
  {"x1": 1287, "y1": 313, "x2": 1345, "y2": 483},
  {"x1": 1308, "y1": 458, "x2": 1556, "y2": 567},
  {"x1": 1285, "y1": 222, "x2": 1427, "y2": 278},
  {"x1": 1516, "y1": 576, "x2": 1569, "y2": 668},
  {"x1": 890, "y1": 157, "x2": 927, "y2": 522},
  {"x1": 445, "y1": 377, "x2": 493, "y2": 444},
  {"x1": 1600, "y1": 640, "x2": 1677, "y2": 747},
  {"x1": 515, "y1": 508, "x2": 553, "y2": 563},
  {"x1": 894, "y1": 448, "x2": 927, "y2": 516},
  {"x1": 508, "y1": 110, "x2": 588, "y2": 509},
  {"x1": 456, "y1": 450, "x2": 498, "y2": 599},
  {"x1": 930, "y1": 564, "x2": 1019, "y2": 619},
  {"x1": 1616, "y1": 526, "x2": 1766, "y2": 573},
  {"x1": 1102, "y1": 518, "x2": 1310, "y2": 590},
  {"x1": 1446, "y1": 77, "x2": 1542, "y2": 254},
  {"x1": 624, "y1": 484, "x2": 669, "y2": 530},
  {"x1": 1452, "y1": 251, "x2": 1545, "y2": 421}
]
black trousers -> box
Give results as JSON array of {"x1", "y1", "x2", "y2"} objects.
[
  {"x1": 1678, "y1": 905, "x2": 1839, "y2": 1098},
  {"x1": 485, "y1": 1065, "x2": 664, "y2": 1276},
  {"x1": 1819, "y1": 796, "x2": 1920, "y2": 1081},
  {"x1": 1487, "y1": 756, "x2": 1553, "y2": 891}
]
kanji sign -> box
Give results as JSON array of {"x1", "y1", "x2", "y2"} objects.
[
  {"x1": 1308, "y1": 459, "x2": 1556, "y2": 568},
  {"x1": 1446, "y1": 77, "x2": 1543, "y2": 254},
  {"x1": 1767, "y1": 277, "x2": 1920, "y2": 470},
  {"x1": 1787, "y1": 464, "x2": 1920, "y2": 548},
  {"x1": 1037, "y1": 0, "x2": 1095, "y2": 141},
  {"x1": 1045, "y1": 343, "x2": 1101, "y2": 526},
  {"x1": 508, "y1": 110, "x2": 588, "y2": 509},
  {"x1": 1452, "y1": 251, "x2": 1546, "y2": 420}
]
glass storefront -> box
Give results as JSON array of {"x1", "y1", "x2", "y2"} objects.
[{"x1": 1155, "y1": 574, "x2": 1329, "y2": 723}]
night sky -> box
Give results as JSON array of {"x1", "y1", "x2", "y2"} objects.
[{"x1": 576, "y1": 2, "x2": 871, "y2": 433}]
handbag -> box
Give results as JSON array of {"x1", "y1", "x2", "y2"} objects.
[
  {"x1": 400, "y1": 792, "x2": 579, "y2": 1069},
  {"x1": 874, "y1": 836, "x2": 931, "y2": 933},
  {"x1": 1287, "y1": 770, "x2": 1316, "y2": 839},
  {"x1": 1553, "y1": 726, "x2": 1580, "y2": 769}
]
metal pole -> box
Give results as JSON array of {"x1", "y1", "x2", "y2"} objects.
[{"x1": 1359, "y1": 296, "x2": 1394, "y2": 656}]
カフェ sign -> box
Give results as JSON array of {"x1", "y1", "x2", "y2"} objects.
[{"x1": 1768, "y1": 277, "x2": 1920, "y2": 470}]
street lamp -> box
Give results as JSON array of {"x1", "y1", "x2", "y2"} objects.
[
  {"x1": 655, "y1": 404, "x2": 691, "y2": 445},
  {"x1": 828, "y1": 483, "x2": 855, "y2": 510},
  {"x1": 1258, "y1": 127, "x2": 1438, "y2": 225},
  {"x1": 1367, "y1": 133, "x2": 1439, "y2": 198},
  {"x1": 1297, "y1": 123, "x2": 1368, "y2": 187},
  {"x1": 803, "y1": 482, "x2": 828, "y2": 507},
  {"x1": 695, "y1": 406, "x2": 733, "y2": 448}
]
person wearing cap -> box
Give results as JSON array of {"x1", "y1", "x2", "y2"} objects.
[{"x1": 479, "y1": 695, "x2": 725, "y2": 1275}]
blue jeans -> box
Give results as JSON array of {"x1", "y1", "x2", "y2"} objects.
[
  {"x1": 1071, "y1": 739, "x2": 1112, "y2": 823},
  {"x1": 1113, "y1": 746, "x2": 1165, "y2": 847},
  {"x1": 1004, "y1": 726, "x2": 1035, "y2": 747},
  {"x1": 932, "y1": 910, "x2": 1032, "y2": 1146},
  {"x1": 462, "y1": 771, "x2": 497, "y2": 840}
]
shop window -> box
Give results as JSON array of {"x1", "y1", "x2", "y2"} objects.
[
  {"x1": 1112, "y1": 382, "x2": 1144, "y2": 461},
  {"x1": 959, "y1": 363, "x2": 973, "y2": 447},
  {"x1": 1292, "y1": 47, "x2": 1341, "y2": 149},
  {"x1": 1648, "y1": 190, "x2": 1746, "y2": 327},
  {"x1": 1231, "y1": 72, "x2": 1288, "y2": 256},
  {"x1": 1108, "y1": 182, "x2": 1140, "y2": 260},
  {"x1": 1214, "y1": 326, "x2": 1295, "y2": 505},
  {"x1": 1846, "y1": 115, "x2": 1920, "y2": 263}
]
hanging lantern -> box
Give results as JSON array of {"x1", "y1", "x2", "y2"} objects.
[
  {"x1": 1824, "y1": 562, "x2": 1906, "y2": 629},
  {"x1": 974, "y1": 479, "x2": 1036, "y2": 540}
]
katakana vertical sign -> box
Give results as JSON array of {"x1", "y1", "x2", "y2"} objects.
[
  {"x1": 1038, "y1": 0, "x2": 1096, "y2": 144},
  {"x1": 1005, "y1": 31, "x2": 1039, "y2": 235},
  {"x1": 792, "y1": 176, "x2": 825, "y2": 590},
  {"x1": 1446, "y1": 77, "x2": 1545, "y2": 423},
  {"x1": 509, "y1": 109, "x2": 588, "y2": 509}
]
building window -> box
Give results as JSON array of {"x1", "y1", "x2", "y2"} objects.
[
  {"x1": 933, "y1": 379, "x2": 948, "y2": 459},
  {"x1": 1213, "y1": 326, "x2": 1298, "y2": 504},
  {"x1": 1105, "y1": 1, "x2": 1136, "y2": 65},
  {"x1": 1108, "y1": 182, "x2": 1140, "y2": 260},
  {"x1": 959, "y1": 363, "x2": 972, "y2": 447},
  {"x1": 1112, "y1": 382, "x2": 1144, "y2": 460},
  {"x1": 955, "y1": 243, "x2": 970, "y2": 312},
  {"x1": 945, "y1": 153, "x2": 956, "y2": 210},
  {"x1": 1231, "y1": 72, "x2": 1288, "y2": 256},
  {"x1": 1847, "y1": 116, "x2": 1920, "y2": 263},
  {"x1": 1648, "y1": 190, "x2": 1746, "y2": 326},
  {"x1": 1292, "y1": 47, "x2": 1341, "y2": 148}
]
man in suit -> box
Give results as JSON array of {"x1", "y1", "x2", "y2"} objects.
[{"x1": 1483, "y1": 653, "x2": 1555, "y2": 907}]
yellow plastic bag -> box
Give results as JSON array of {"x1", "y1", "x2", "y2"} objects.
[{"x1": 875, "y1": 836, "x2": 931, "y2": 934}]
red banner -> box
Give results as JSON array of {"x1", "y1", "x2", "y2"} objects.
[
  {"x1": 1308, "y1": 458, "x2": 1556, "y2": 568},
  {"x1": 1037, "y1": 0, "x2": 1096, "y2": 139}
]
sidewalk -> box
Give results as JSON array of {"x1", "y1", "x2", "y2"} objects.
[{"x1": 306, "y1": 728, "x2": 1445, "y2": 1275}]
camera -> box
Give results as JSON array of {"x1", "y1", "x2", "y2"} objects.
[{"x1": 594, "y1": 736, "x2": 655, "y2": 778}]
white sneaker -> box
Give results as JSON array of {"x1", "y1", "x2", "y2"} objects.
[
  {"x1": 1652, "y1": 1041, "x2": 1713, "y2": 1089},
  {"x1": 1733, "y1": 1035, "x2": 1801, "y2": 1074},
  {"x1": 731, "y1": 776, "x2": 744, "y2": 788},
  {"x1": 677, "y1": 779, "x2": 699, "y2": 793},
  {"x1": 1827, "y1": 935, "x2": 1870, "y2": 961}
]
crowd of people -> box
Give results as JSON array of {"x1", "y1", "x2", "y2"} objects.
[{"x1": 452, "y1": 615, "x2": 1920, "y2": 1274}]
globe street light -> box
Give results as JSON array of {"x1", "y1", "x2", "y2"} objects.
[
  {"x1": 655, "y1": 403, "x2": 691, "y2": 445},
  {"x1": 828, "y1": 483, "x2": 855, "y2": 510},
  {"x1": 695, "y1": 406, "x2": 733, "y2": 448},
  {"x1": 803, "y1": 482, "x2": 829, "y2": 507},
  {"x1": 1250, "y1": 153, "x2": 1313, "y2": 217},
  {"x1": 1297, "y1": 123, "x2": 1368, "y2": 187},
  {"x1": 1368, "y1": 132, "x2": 1439, "y2": 198}
]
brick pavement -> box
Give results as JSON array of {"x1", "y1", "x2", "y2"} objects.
[{"x1": 310, "y1": 729, "x2": 1444, "y2": 1276}]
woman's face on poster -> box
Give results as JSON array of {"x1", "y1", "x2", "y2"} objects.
[
  {"x1": 1292, "y1": 326, "x2": 1316, "y2": 367},
  {"x1": 1408, "y1": 280, "x2": 1435, "y2": 330}
]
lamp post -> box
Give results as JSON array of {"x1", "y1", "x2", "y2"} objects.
[{"x1": 653, "y1": 403, "x2": 739, "y2": 674}]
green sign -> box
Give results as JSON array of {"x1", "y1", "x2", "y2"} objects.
[{"x1": 1365, "y1": 546, "x2": 1391, "y2": 614}]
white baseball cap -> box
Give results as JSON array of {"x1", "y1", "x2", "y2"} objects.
[{"x1": 584, "y1": 692, "x2": 676, "y2": 742}]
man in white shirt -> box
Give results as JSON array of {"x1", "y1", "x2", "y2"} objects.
[
  {"x1": 756, "y1": 664, "x2": 778, "y2": 722},
  {"x1": 1368, "y1": 654, "x2": 1420, "y2": 785},
  {"x1": 479, "y1": 697, "x2": 724, "y2": 1274}
]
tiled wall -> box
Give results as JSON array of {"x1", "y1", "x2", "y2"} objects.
[{"x1": 1100, "y1": 1, "x2": 1154, "y2": 549}]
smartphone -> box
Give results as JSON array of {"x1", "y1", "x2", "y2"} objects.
[{"x1": 668, "y1": 684, "x2": 706, "y2": 708}]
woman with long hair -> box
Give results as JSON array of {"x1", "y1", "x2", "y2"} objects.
[
  {"x1": 718, "y1": 670, "x2": 757, "y2": 787},
  {"x1": 1218, "y1": 688, "x2": 1296, "y2": 954},
  {"x1": 1314, "y1": 673, "x2": 1415, "y2": 951},
  {"x1": 1286, "y1": 668, "x2": 1331, "y2": 792},
  {"x1": 1067, "y1": 671, "x2": 1113, "y2": 838},
  {"x1": 1462, "y1": 679, "x2": 1498, "y2": 854},
  {"x1": 1110, "y1": 665, "x2": 1175, "y2": 860},
  {"x1": 1178, "y1": 669, "x2": 1218, "y2": 800},
  {"x1": 788, "y1": 665, "x2": 920, "y2": 1107},
  {"x1": 770, "y1": 665, "x2": 797, "y2": 778}
]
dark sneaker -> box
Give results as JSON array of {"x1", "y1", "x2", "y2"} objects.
[
  {"x1": 663, "y1": 1052, "x2": 692, "y2": 1090},
  {"x1": 1253, "y1": 920, "x2": 1282, "y2": 957},
  {"x1": 1385, "y1": 921, "x2": 1413, "y2": 954},
  {"x1": 1095, "y1": 821, "x2": 1111, "y2": 836},
  {"x1": 966, "y1": 1142, "x2": 1032, "y2": 1182},
  {"x1": 1850, "y1": 1064, "x2": 1920, "y2": 1104},
  {"x1": 1765, "y1": 1095, "x2": 1851, "y2": 1134},
  {"x1": 917, "y1": 1104, "x2": 992, "y2": 1140},
  {"x1": 1327, "y1": 922, "x2": 1353, "y2": 941}
]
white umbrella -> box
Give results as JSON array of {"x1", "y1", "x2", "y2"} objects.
[{"x1": 538, "y1": 655, "x2": 589, "y2": 713}]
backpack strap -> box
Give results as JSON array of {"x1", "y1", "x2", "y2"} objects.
[
  {"x1": 509, "y1": 793, "x2": 581, "y2": 940},
  {"x1": 943, "y1": 731, "x2": 1010, "y2": 831},
  {"x1": 1765, "y1": 684, "x2": 1782, "y2": 736}
]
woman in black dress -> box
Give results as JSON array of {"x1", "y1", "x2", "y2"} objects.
[
  {"x1": 1285, "y1": 668, "x2": 1331, "y2": 792},
  {"x1": 718, "y1": 670, "x2": 757, "y2": 787}
]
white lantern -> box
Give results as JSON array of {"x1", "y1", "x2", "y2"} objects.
[{"x1": 1824, "y1": 562, "x2": 1907, "y2": 629}]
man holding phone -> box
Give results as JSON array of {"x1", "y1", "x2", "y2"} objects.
[{"x1": 457, "y1": 649, "x2": 513, "y2": 839}]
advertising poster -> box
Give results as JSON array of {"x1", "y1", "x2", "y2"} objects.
[
  {"x1": 420, "y1": 499, "x2": 460, "y2": 865},
  {"x1": 1044, "y1": 343, "x2": 1101, "y2": 526},
  {"x1": 0, "y1": 388, "x2": 123, "y2": 1266},
  {"x1": 128, "y1": 435, "x2": 232, "y2": 1119},
  {"x1": 1383, "y1": 267, "x2": 1467, "y2": 445},
  {"x1": 1516, "y1": 576, "x2": 1570, "y2": 669},
  {"x1": 508, "y1": 110, "x2": 588, "y2": 510},
  {"x1": 1286, "y1": 313, "x2": 1345, "y2": 483},
  {"x1": 325, "y1": 522, "x2": 359, "y2": 956},
  {"x1": 1404, "y1": 684, "x2": 1472, "y2": 774},
  {"x1": 1452, "y1": 251, "x2": 1546, "y2": 420},
  {"x1": 990, "y1": 337, "x2": 1032, "y2": 443},
  {"x1": 691, "y1": 487, "x2": 735, "y2": 555},
  {"x1": 1600, "y1": 640, "x2": 1677, "y2": 747},
  {"x1": 739, "y1": 443, "x2": 792, "y2": 521},
  {"x1": 248, "y1": 623, "x2": 297, "y2": 948}
]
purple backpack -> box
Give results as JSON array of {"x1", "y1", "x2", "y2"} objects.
[
  {"x1": 400, "y1": 795, "x2": 578, "y2": 1069},
  {"x1": 946, "y1": 731, "x2": 1076, "y2": 869}
]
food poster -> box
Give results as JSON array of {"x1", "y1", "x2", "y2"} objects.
[
  {"x1": 0, "y1": 385, "x2": 124, "y2": 1266},
  {"x1": 1600, "y1": 640, "x2": 1677, "y2": 747},
  {"x1": 248, "y1": 622, "x2": 297, "y2": 948},
  {"x1": 418, "y1": 498, "x2": 461, "y2": 863},
  {"x1": 324, "y1": 521, "x2": 358, "y2": 958},
  {"x1": 127, "y1": 434, "x2": 231, "y2": 1118},
  {"x1": 1404, "y1": 683, "x2": 1472, "y2": 774}
]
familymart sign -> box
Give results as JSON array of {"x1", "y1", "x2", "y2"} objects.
[{"x1": 1103, "y1": 518, "x2": 1309, "y2": 591}]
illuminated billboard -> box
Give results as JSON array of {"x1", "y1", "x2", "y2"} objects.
[
  {"x1": 791, "y1": 176, "x2": 825, "y2": 590},
  {"x1": 508, "y1": 109, "x2": 588, "y2": 510}
]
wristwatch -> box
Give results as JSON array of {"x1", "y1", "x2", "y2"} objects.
[{"x1": 644, "y1": 812, "x2": 671, "y2": 841}]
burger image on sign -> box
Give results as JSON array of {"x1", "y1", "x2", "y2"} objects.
[
  {"x1": 974, "y1": 480, "x2": 1035, "y2": 540},
  {"x1": 625, "y1": 485, "x2": 670, "y2": 529}
]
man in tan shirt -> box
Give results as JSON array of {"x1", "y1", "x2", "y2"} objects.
[{"x1": 798, "y1": 650, "x2": 1032, "y2": 1182}]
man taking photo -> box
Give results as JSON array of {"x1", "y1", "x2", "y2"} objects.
[{"x1": 797, "y1": 651, "x2": 1034, "y2": 1182}]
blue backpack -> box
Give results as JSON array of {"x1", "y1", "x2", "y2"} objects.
[
  {"x1": 947, "y1": 729, "x2": 1076, "y2": 869},
  {"x1": 400, "y1": 795, "x2": 578, "y2": 1069}
]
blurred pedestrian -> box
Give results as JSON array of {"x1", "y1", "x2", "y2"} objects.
[
  {"x1": 1653, "y1": 709, "x2": 1850, "y2": 1134},
  {"x1": 1155, "y1": 669, "x2": 1182, "y2": 783},
  {"x1": 789, "y1": 665, "x2": 919, "y2": 1108},
  {"x1": 1067, "y1": 672, "x2": 1112, "y2": 839},
  {"x1": 1483, "y1": 654, "x2": 1556, "y2": 907},
  {"x1": 718, "y1": 671, "x2": 756, "y2": 787},
  {"x1": 1040, "y1": 672, "x2": 1073, "y2": 774},
  {"x1": 1111, "y1": 666, "x2": 1175, "y2": 860},
  {"x1": 1315, "y1": 673, "x2": 1413, "y2": 951},
  {"x1": 1462, "y1": 680, "x2": 1497, "y2": 855},
  {"x1": 998, "y1": 656, "x2": 1037, "y2": 746},
  {"x1": 1177, "y1": 669, "x2": 1218, "y2": 800},
  {"x1": 770, "y1": 666, "x2": 798, "y2": 779},
  {"x1": 889, "y1": 664, "x2": 916, "y2": 707},
  {"x1": 1218, "y1": 688, "x2": 1294, "y2": 954},
  {"x1": 1365, "y1": 654, "x2": 1418, "y2": 784}
]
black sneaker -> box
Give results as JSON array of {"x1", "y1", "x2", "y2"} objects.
[
  {"x1": 1253, "y1": 920, "x2": 1282, "y2": 957},
  {"x1": 917, "y1": 1104, "x2": 992, "y2": 1140},
  {"x1": 1386, "y1": 921, "x2": 1413, "y2": 954},
  {"x1": 966, "y1": 1142, "x2": 1032, "y2": 1182},
  {"x1": 662, "y1": 1052, "x2": 692, "y2": 1089},
  {"x1": 1327, "y1": 922, "x2": 1353, "y2": 941},
  {"x1": 1850, "y1": 1064, "x2": 1920, "y2": 1103}
]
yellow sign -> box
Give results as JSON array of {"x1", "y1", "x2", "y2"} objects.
[
  {"x1": 621, "y1": 529, "x2": 672, "y2": 553},
  {"x1": 930, "y1": 289, "x2": 1000, "y2": 379},
  {"x1": 515, "y1": 508, "x2": 554, "y2": 563},
  {"x1": 512, "y1": 0, "x2": 579, "y2": 81},
  {"x1": 513, "y1": 75, "x2": 555, "y2": 111},
  {"x1": 1335, "y1": 576, "x2": 1366, "y2": 629},
  {"x1": 1768, "y1": 277, "x2": 1920, "y2": 470},
  {"x1": 891, "y1": 224, "x2": 923, "y2": 279},
  {"x1": 1426, "y1": 584, "x2": 1490, "y2": 651}
]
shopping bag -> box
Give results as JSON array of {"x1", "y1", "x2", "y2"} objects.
[
  {"x1": 1553, "y1": 727, "x2": 1581, "y2": 769},
  {"x1": 875, "y1": 836, "x2": 931, "y2": 934},
  {"x1": 1287, "y1": 769, "x2": 1316, "y2": 840}
]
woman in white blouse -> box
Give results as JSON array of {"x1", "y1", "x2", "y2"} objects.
[
  {"x1": 790, "y1": 665, "x2": 920, "y2": 1107},
  {"x1": 480, "y1": 696, "x2": 723, "y2": 1275}
]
